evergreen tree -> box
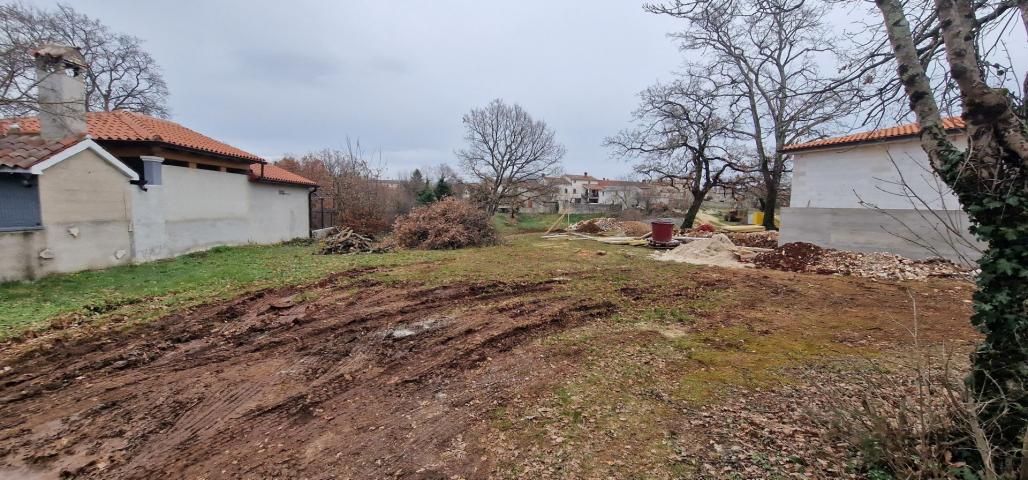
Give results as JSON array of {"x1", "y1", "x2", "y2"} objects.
[
  {"x1": 433, "y1": 176, "x2": 453, "y2": 200},
  {"x1": 416, "y1": 188, "x2": 436, "y2": 205},
  {"x1": 406, "y1": 169, "x2": 425, "y2": 195}
]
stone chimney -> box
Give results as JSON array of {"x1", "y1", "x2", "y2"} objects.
[{"x1": 32, "y1": 44, "x2": 87, "y2": 141}]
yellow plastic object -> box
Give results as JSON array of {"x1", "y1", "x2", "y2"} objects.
[
  {"x1": 722, "y1": 225, "x2": 766, "y2": 233},
  {"x1": 753, "y1": 211, "x2": 764, "y2": 225}
]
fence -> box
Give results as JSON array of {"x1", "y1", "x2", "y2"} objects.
[{"x1": 310, "y1": 196, "x2": 338, "y2": 231}]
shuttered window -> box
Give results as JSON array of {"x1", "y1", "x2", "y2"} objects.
[{"x1": 0, "y1": 173, "x2": 43, "y2": 231}]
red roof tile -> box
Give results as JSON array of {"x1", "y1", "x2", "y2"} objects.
[
  {"x1": 595, "y1": 179, "x2": 646, "y2": 190},
  {"x1": 782, "y1": 117, "x2": 965, "y2": 153},
  {"x1": 1, "y1": 111, "x2": 263, "y2": 162},
  {"x1": 0, "y1": 133, "x2": 83, "y2": 170},
  {"x1": 249, "y1": 163, "x2": 318, "y2": 187}
]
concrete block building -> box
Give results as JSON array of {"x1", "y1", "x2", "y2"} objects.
[
  {"x1": 0, "y1": 45, "x2": 316, "y2": 282},
  {"x1": 780, "y1": 117, "x2": 984, "y2": 262}
]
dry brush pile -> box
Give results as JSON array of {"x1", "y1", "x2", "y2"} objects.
[{"x1": 391, "y1": 197, "x2": 499, "y2": 250}]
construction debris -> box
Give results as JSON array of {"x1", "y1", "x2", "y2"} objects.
[
  {"x1": 569, "y1": 217, "x2": 676, "y2": 237},
  {"x1": 726, "y1": 231, "x2": 779, "y2": 249},
  {"x1": 570, "y1": 218, "x2": 605, "y2": 234},
  {"x1": 617, "y1": 221, "x2": 652, "y2": 237},
  {"x1": 751, "y1": 242, "x2": 973, "y2": 281},
  {"x1": 651, "y1": 234, "x2": 768, "y2": 268},
  {"x1": 315, "y1": 227, "x2": 388, "y2": 254},
  {"x1": 568, "y1": 217, "x2": 618, "y2": 234},
  {"x1": 679, "y1": 228, "x2": 780, "y2": 249}
]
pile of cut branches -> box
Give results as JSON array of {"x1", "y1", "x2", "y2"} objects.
[{"x1": 315, "y1": 227, "x2": 389, "y2": 254}]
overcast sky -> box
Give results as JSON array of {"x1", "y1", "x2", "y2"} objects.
[
  {"x1": 25, "y1": 1, "x2": 1028, "y2": 180},
  {"x1": 27, "y1": 1, "x2": 688, "y2": 179}
]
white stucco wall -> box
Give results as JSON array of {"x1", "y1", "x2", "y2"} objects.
[
  {"x1": 790, "y1": 136, "x2": 966, "y2": 210},
  {"x1": 248, "y1": 182, "x2": 309, "y2": 244},
  {"x1": 136, "y1": 166, "x2": 310, "y2": 259},
  {"x1": 0, "y1": 149, "x2": 134, "y2": 282},
  {"x1": 158, "y1": 167, "x2": 251, "y2": 255}
]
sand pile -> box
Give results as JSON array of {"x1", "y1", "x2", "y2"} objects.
[{"x1": 651, "y1": 234, "x2": 759, "y2": 268}]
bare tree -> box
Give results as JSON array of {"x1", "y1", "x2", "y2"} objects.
[
  {"x1": 456, "y1": 99, "x2": 565, "y2": 216},
  {"x1": 607, "y1": 77, "x2": 744, "y2": 228},
  {"x1": 283, "y1": 141, "x2": 393, "y2": 236},
  {"x1": 0, "y1": 3, "x2": 169, "y2": 117},
  {"x1": 840, "y1": 1, "x2": 1023, "y2": 126},
  {"x1": 874, "y1": 0, "x2": 1028, "y2": 471},
  {"x1": 645, "y1": 0, "x2": 859, "y2": 230}
]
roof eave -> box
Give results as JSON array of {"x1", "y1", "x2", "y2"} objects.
[
  {"x1": 782, "y1": 127, "x2": 965, "y2": 155},
  {"x1": 96, "y1": 139, "x2": 263, "y2": 164},
  {"x1": 249, "y1": 176, "x2": 318, "y2": 188}
]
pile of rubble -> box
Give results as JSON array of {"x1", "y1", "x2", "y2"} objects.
[
  {"x1": 616, "y1": 220, "x2": 652, "y2": 237},
  {"x1": 315, "y1": 227, "x2": 389, "y2": 254},
  {"x1": 726, "y1": 231, "x2": 779, "y2": 248},
  {"x1": 568, "y1": 217, "x2": 620, "y2": 234},
  {"x1": 679, "y1": 228, "x2": 780, "y2": 249},
  {"x1": 751, "y1": 242, "x2": 973, "y2": 281}
]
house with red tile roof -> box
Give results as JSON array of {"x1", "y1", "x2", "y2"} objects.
[
  {"x1": 780, "y1": 117, "x2": 983, "y2": 262},
  {"x1": 0, "y1": 46, "x2": 317, "y2": 281}
]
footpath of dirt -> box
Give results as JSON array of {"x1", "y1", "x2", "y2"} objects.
[{"x1": 0, "y1": 269, "x2": 613, "y2": 479}]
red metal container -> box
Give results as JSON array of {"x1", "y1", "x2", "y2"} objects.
[{"x1": 650, "y1": 219, "x2": 675, "y2": 243}]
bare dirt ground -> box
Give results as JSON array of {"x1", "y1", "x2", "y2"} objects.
[{"x1": 0, "y1": 248, "x2": 977, "y2": 479}]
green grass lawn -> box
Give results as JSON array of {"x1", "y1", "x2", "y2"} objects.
[{"x1": 0, "y1": 242, "x2": 447, "y2": 340}]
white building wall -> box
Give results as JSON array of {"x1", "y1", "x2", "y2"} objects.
[
  {"x1": 790, "y1": 136, "x2": 965, "y2": 211},
  {"x1": 248, "y1": 182, "x2": 309, "y2": 244},
  {"x1": 158, "y1": 167, "x2": 251, "y2": 256},
  {"x1": 135, "y1": 166, "x2": 310, "y2": 259},
  {"x1": 0, "y1": 149, "x2": 135, "y2": 282},
  {"x1": 783, "y1": 135, "x2": 984, "y2": 262}
]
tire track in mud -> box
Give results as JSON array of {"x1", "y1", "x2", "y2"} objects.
[{"x1": 0, "y1": 271, "x2": 614, "y2": 479}]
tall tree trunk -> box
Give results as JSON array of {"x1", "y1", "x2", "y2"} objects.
[
  {"x1": 877, "y1": 0, "x2": 1028, "y2": 469},
  {"x1": 761, "y1": 186, "x2": 778, "y2": 230},
  {"x1": 681, "y1": 197, "x2": 704, "y2": 229}
]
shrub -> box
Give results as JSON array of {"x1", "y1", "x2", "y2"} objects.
[{"x1": 391, "y1": 197, "x2": 499, "y2": 250}]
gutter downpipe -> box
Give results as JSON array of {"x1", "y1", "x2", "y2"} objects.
[{"x1": 307, "y1": 186, "x2": 318, "y2": 239}]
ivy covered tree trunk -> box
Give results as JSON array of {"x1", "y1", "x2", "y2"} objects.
[{"x1": 877, "y1": 0, "x2": 1028, "y2": 471}]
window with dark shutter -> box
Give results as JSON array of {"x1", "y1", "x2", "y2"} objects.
[{"x1": 0, "y1": 173, "x2": 43, "y2": 231}]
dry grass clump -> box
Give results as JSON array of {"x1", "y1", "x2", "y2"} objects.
[
  {"x1": 814, "y1": 296, "x2": 1017, "y2": 479},
  {"x1": 391, "y1": 197, "x2": 499, "y2": 250}
]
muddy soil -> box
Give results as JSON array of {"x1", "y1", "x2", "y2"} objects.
[{"x1": 0, "y1": 271, "x2": 612, "y2": 479}]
